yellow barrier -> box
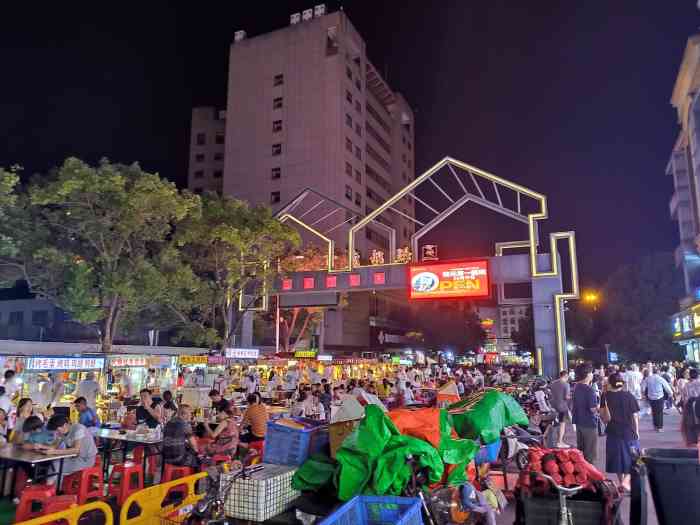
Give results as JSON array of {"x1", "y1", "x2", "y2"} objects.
[
  {"x1": 120, "y1": 472, "x2": 208, "y2": 525},
  {"x1": 15, "y1": 501, "x2": 114, "y2": 525}
]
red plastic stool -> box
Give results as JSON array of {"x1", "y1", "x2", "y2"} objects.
[
  {"x1": 15, "y1": 484, "x2": 58, "y2": 522},
  {"x1": 62, "y1": 465, "x2": 103, "y2": 504},
  {"x1": 107, "y1": 462, "x2": 143, "y2": 506},
  {"x1": 163, "y1": 464, "x2": 195, "y2": 482},
  {"x1": 132, "y1": 446, "x2": 158, "y2": 476},
  {"x1": 43, "y1": 495, "x2": 78, "y2": 524}
]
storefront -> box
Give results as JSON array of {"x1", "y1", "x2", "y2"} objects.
[
  {"x1": 106, "y1": 355, "x2": 177, "y2": 396},
  {"x1": 671, "y1": 306, "x2": 700, "y2": 362}
]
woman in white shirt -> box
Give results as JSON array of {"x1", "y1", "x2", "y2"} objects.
[{"x1": 0, "y1": 386, "x2": 12, "y2": 415}]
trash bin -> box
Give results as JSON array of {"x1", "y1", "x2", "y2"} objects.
[{"x1": 645, "y1": 448, "x2": 700, "y2": 525}]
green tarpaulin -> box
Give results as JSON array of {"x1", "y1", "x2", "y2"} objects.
[{"x1": 449, "y1": 390, "x2": 528, "y2": 444}]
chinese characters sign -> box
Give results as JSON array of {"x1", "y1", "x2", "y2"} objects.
[
  {"x1": 408, "y1": 260, "x2": 490, "y2": 300},
  {"x1": 110, "y1": 356, "x2": 147, "y2": 367},
  {"x1": 179, "y1": 355, "x2": 208, "y2": 365},
  {"x1": 26, "y1": 357, "x2": 105, "y2": 371},
  {"x1": 224, "y1": 348, "x2": 259, "y2": 359}
]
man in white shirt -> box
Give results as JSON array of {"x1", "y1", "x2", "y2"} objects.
[
  {"x1": 624, "y1": 364, "x2": 643, "y2": 400},
  {"x1": 2, "y1": 370, "x2": 21, "y2": 401},
  {"x1": 76, "y1": 372, "x2": 100, "y2": 410}
]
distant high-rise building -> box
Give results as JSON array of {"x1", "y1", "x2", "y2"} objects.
[
  {"x1": 187, "y1": 8, "x2": 417, "y2": 353},
  {"x1": 187, "y1": 107, "x2": 226, "y2": 195},
  {"x1": 668, "y1": 34, "x2": 700, "y2": 360}
]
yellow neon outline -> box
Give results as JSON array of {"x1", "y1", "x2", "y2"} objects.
[
  {"x1": 279, "y1": 213, "x2": 335, "y2": 273},
  {"x1": 278, "y1": 157, "x2": 580, "y2": 372},
  {"x1": 237, "y1": 260, "x2": 269, "y2": 312}
]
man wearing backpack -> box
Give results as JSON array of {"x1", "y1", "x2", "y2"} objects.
[{"x1": 681, "y1": 369, "x2": 700, "y2": 448}]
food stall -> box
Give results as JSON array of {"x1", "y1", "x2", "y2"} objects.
[
  {"x1": 178, "y1": 355, "x2": 212, "y2": 410},
  {"x1": 105, "y1": 354, "x2": 178, "y2": 396}
]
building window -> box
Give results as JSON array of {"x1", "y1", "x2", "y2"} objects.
[
  {"x1": 32, "y1": 310, "x2": 48, "y2": 327},
  {"x1": 271, "y1": 167, "x2": 281, "y2": 179},
  {"x1": 355, "y1": 78, "x2": 361, "y2": 91},
  {"x1": 194, "y1": 170, "x2": 204, "y2": 179},
  {"x1": 354, "y1": 146, "x2": 362, "y2": 160},
  {"x1": 9, "y1": 311, "x2": 23, "y2": 325},
  {"x1": 355, "y1": 192, "x2": 361, "y2": 206},
  {"x1": 345, "y1": 162, "x2": 353, "y2": 177},
  {"x1": 346, "y1": 113, "x2": 352, "y2": 128},
  {"x1": 273, "y1": 97, "x2": 283, "y2": 109},
  {"x1": 402, "y1": 171, "x2": 407, "y2": 181},
  {"x1": 354, "y1": 169, "x2": 362, "y2": 183},
  {"x1": 273, "y1": 120, "x2": 283, "y2": 132},
  {"x1": 272, "y1": 143, "x2": 282, "y2": 155},
  {"x1": 345, "y1": 137, "x2": 353, "y2": 153},
  {"x1": 355, "y1": 123, "x2": 362, "y2": 136},
  {"x1": 346, "y1": 90, "x2": 353, "y2": 104},
  {"x1": 215, "y1": 133, "x2": 225, "y2": 145},
  {"x1": 408, "y1": 159, "x2": 412, "y2": 168},
  {"x1": 402, "y1": 153, "x2": 406, "y2": 163},
  {"x1": 195, "y1": 153, "x2": 205, "y2": 162},
  {"x1": 345, "y1": 185, "x2": 353, "y2": 200},
  {"x1": 355, "y1": 100, "x2": 361, "y2": 113},
  {"x1": 214, "y1": 152, "x2": 224, "y2": 161},
  {"x1": 407, "y1": 141, "x2": 412, "y2": 151},
  {"x1": 213, "y1": 170, "x2": 223, "y2": 179},
  {"x1": 270, "y1": 191, "x2": 281, "y2": 204},
  {"x1": 196, "y1": 133, "x2": 206, "y2": 145},
  {"x1": 403, "y1": 227, "x2": 408, "y2": 239},
  {"x1": 273, "y1": 73, "x2": 284, "y2": 86},
  {"x1": 346, "y1": 66, "x2": 352, "y2": 80}
]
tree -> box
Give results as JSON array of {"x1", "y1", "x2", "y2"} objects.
[
  {"x1": 0, "y1": 158, "x2": 198, "y2": 351},
  {"x1": 601, "y1": 252, "x2": 683, "y2": 361},
  {"x1": 564, "y1": 302, "x2": 596, "y2": 347},
  {"x1": 162, "y1": 192, "x2": 299, "y2": 349},
  {"x1": 511, "y1": 307, "x2": 535, "y2": 351}
]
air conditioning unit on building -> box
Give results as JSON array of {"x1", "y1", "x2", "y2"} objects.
[
  {"x1": 234, "y1": 30, "x2": 246, "y2": 42},
  {"x1": 314, "y1": 4, "x2": 326, "y2": 17},
  {"x1": 290, "y1": 12, "x2": 301, "y2": 25},
  {"x1": 302, "y1": 8, "x2": 313, "y2": 21}
]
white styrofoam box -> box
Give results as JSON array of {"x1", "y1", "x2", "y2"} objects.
[{"x1": 222, "y1": 463, "x2": 300, "y2": 522}]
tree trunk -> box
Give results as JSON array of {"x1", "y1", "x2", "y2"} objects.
[
  {"x1": 284, "y1": 308, "x2": 300, "y2": 351},
  {"x1": 101, "y1": 295, "x2": 119, "y2": 353},
  {"x1": 293, "y1": 311, "x2": 313, "y2": 349}
]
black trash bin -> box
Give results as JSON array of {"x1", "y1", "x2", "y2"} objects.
[{"x1": 645, "y1": 448, "x2": 700, "y2": 525}]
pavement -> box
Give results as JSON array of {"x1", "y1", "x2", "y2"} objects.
[{"x1": 496, "y1": 409, "x2": 687, "y2": 525}]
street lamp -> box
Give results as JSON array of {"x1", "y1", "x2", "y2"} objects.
[{"x1": 582, "y1": 290, "x2": 601, "y2": 310}]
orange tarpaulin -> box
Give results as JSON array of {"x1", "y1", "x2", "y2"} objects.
[
  {"x1": 388, "y1": 407, "x2": 457, "y2": 448},
  {"x1": 436, "y1": 381, "x2": 461, "y2": 404}
]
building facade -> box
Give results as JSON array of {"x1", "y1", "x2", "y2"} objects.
[
  {"x1": 668, "y1": 35, "x2": 700, "y2": 360},
  {"x1": 188, "y1": 8, "x2": 417, "y2": 353},
  {"x1": 188, "y1": 107, "x2": 226, "y2": 195}
]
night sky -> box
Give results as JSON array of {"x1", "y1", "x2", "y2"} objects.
[{"x1": 1, "y1": 1, "x2": 698, "y2": 286}]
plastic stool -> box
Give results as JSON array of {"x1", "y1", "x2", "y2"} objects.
[
  {"x1": 62, "y1": 465, "x2": 103, "y2": 504},
  {"x1": 132, "y1": 446, "x2": 158, "y2": 476},
  {"x1": 163, "y1": 464, "x2": 195, "y2": 482},
  {"x1": 44, "y1": 495, "x2": 78, "y2": 524},
  {"x1": 210, "y1": 454, "x2": 232, "y2": 465},
  {"x1": 15, "y1": 485, "x2": 58, "y2": 522},
  {"x1": 107, "y1": 462, "x2": 143, "y2": 506}
]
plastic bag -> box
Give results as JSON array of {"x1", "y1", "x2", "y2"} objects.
[
  {"x1": 292, "y1": 453, "x2": 337, "y2": 492},
  {"x1": 449, "y1": 390, "x2": 528, "y2": 444}
]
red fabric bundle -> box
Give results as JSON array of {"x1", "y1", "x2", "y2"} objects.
[
  {"x1": 544, "y1": 459, "x2": 560, "y2": 475},
  {"x1": 563, "y1": 474, "x2": 577, "y2": 487},
  {"x1": 560, "y1": 461, "x2": 575, "y2": 475}
]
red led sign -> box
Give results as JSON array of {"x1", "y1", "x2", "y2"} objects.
[
  {"x1": 326, "y1": 275, "x2": 337, "y2": 288},
  {"x1": 349, "y1": 274, "x2": 361, "y2": 287},
  {"x1": 408, "y1": 259, "x2": 490, "y2": 300},
  {"x1": 373, "y1": 272, "x2": 386, "y2": 285},
  {"x1": 282, "y1": 278, "x2": 293, "y2": 291},
  {"x1": 303, "y1": 277, "x2": 315, "y2": 289}
]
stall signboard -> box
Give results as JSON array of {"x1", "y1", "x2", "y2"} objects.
[
  {"x1": 179, "y1": 355, "x2": 208, "y2": 366},
  {"x1": 317, "y1": 354, "x2": 333, "y2": 362},
  {"x1": 208, "y1": 356, "x2": 226, "y2": 365},
  {"x1": 26, "y1": 357, "x2": 105, "y2": 371},
  {"x1": 693, "y1": 305, "x2": 700, "y2": 336},
  {"x1": 399, "y1": 359, "x2": 412, "y2": 366},
  {"x1": 294, "y1": 350, "x2": 317, "y2": 359},
  {"x1": 408, "y1": 259, "x2": 490, "y2": 300},
  {"x1": 148, "y1": 356, "x2": 175, "y2": 368},
  {"x1": 683, "y1": 314, "x2": 693, "y2": 334},
  {"x1": 391, "y1": 356, "x2": 401, "y2": 364},
  {"x1": 110, "y1": 356, "x2": 147, "y2": 368},
  {"x1": 224, "y1": 348, "x2": 259, "y2": 359}
]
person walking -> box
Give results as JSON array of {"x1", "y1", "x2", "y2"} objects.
[
  {"x1": 600, "y1": 373, "x2": 640, "y2": 493},
  {"x1": 550, "y1": 370, "x2": 572, "y2": 448},
  {"x1": 571, "y1": 364, "x2": 598, "y2": 464},
  {"x1": 624, "y1": 364, "x2": 643, "y2": 401},
  {"x1": 645, "y1": 368, "x2": 673, "y2": 432},
  {"x1": 681, "y1": 368, "x2": 700, "y2": 447}
]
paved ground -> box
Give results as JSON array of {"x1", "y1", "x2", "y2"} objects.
[{"x1": 496, "y1": 410, "x2": 687, "y2": 525}]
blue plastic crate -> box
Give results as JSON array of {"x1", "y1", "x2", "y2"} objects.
[
  {"x1": 474, "y1": 439, "x2": 501, "y2": 465},
  {"x1": 263, "y1": 418, "x2": 330, "y2": 466},
  {"x1": 320, "y1": 496, "x2": 423, "y2": 525}
]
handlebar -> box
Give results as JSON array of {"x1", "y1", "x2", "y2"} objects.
[{"x1": 537, "y1": 473, "x2": 583, "y2": 496}]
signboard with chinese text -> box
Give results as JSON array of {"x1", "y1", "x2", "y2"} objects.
[
  {"x1": 682, "y1": 314, "x2": 693, "y2": 333},
  {"x1": 179, "y1": 355, "x2": 208, "y2": 366},
  {"x1": 317, "y1": 354, "x2": 333, "y2": 362},
  {"x1": 294, "y1": 350, "x2": 318, "y2": 359},
  {"x1": 408, "y1": 260, "x2": 490, "y2": 300},
  {"x1": 208, "y1": 356, "x2": 226, "y2": 365},
  {"x1": 110, "y1": 356, "x2": 147, "y2": 368},
  {"x1": 26, "y1": 357, "x2": 105, "y2": 371},
  {"x1": 224, "y1": 348, "x2": 259, "y2": 359}
]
